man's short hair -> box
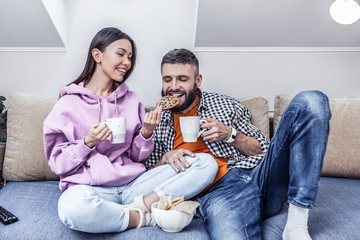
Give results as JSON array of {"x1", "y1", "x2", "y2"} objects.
[{"x1": 161, "y1": 48, "x2": 199, "y2": 77}]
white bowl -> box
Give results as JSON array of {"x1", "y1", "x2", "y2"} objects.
[{"x1": 151, "y1": 202, "x2": 195, "y2": 232}]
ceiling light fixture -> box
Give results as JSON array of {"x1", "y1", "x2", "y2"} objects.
[{"x1": 329, "y1": 0, "x2": 360, "y2": 25}]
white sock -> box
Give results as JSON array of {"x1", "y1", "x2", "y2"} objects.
[
  {"x1": 282, "y1": 203, "x2": 312, "y2": 240},
  {"x1": 124, "y1": 195, "x2": 156, "y2": 228},
  {"x1": 135, "y1": 208, "x2": 156, "y2": 228}
]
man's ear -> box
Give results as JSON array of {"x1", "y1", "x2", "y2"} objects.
[
  {"x1": 92, "y1": 48, "x2": 102, "y2": 63},
  {"x1": 196, "y1": 74, "x2": 203, "y2": 88}
]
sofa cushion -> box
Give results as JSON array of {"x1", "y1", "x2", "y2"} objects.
[
  {"x1": 274, "y1": 94, "x2": 360, "y2": 178},
  {"x1": 3, "y1": 92, "x2": 59, "y2": 181},
  {"x1": 0, "y1": 181, "x2": 209, "y2": 240},
  {"x1": 262, "y1": 177, "x2": 360, "y2": 240},
  {"x1": 238, "y1": 96, "x2": 270, "y2": 141}
]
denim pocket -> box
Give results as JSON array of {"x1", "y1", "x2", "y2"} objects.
[{"x1": 231, "y1": 168, "x2": 251, "y2": 181}]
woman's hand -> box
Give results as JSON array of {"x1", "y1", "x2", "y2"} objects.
[
  {"x1": 84, "y1": 123, "x2": 112, "y2": 148},
  {"x1": 155, "y1": 149, "x2": 195, "y2": 172},
  {"x1": 141, "y1": 105, "x2": 162, "y2": 139}
]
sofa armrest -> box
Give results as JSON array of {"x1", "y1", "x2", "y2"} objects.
[{"x1": 0, "y1": 144, "x2": 5, "y2": 188}]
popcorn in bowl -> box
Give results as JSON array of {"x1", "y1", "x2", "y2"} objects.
[{"x1": 151, "y1": 195, "x2": 200, "y2": 232}]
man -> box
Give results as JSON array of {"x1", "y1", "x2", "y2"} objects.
[{"x1": 144, "y1": 48, "x2": 331, "y2": 240}]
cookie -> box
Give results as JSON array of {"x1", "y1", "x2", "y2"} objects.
[{"x1": 156, "y1": 95, "x2": 180, "y2": 110}]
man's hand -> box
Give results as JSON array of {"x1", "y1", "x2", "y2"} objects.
[
  {"x1": 141, "y1": 105, "x2": 162, "y2": 139},
  {"x1": 200, "y1": 118, "x2": 262, "y2": 157},
  {"x1": 200, "y1": 118, "x2": 232, "y2": 142},
  {"x1": 84, "y1": 123, "x2": 112, "y2": 148},
  {"x1": 155, "y1": 149, "x2": 195, "y2": 172}
]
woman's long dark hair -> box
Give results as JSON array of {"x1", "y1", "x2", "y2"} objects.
[{"x1": 69, "y1": 27, "x2": 137, "y2": 85}]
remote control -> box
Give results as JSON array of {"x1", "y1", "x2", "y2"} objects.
[{"x1": 0, "y1": 206, "x2": 18, "y2": 225}]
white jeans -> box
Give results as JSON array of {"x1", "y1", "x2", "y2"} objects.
[{"x1": 57, "y1": 153, "x2": 218, "y2": 233}]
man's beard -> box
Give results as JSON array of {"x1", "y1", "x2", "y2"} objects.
[{"x1": 161, "y1": 84, "x2": 198, "y2": 114}]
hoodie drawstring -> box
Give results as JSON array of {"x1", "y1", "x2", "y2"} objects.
[
  {"x1": 96, "y1": 91, "x2": 119, "y2": 123},
  {"x1": 97, "y1": 97, "x2": 101, "y2": 122},
  {"x1": 115, "y1": 90, "x2": 119, "y2": 116}
]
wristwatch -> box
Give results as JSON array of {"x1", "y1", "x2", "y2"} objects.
[{"x1": 224, "y1": 127, "x2": 237, "y2": 143}]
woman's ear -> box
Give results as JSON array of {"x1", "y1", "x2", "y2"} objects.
[{"x1": 92, "y1": 48, "x2": 102, "y2": 63}]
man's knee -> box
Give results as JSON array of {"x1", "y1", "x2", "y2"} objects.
[{"x1": 293, "y1": 90, "x2": 331, "y2": 121}]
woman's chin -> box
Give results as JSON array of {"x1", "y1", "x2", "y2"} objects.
[{"x1": 113, "y1": 78, "x2": 124, "y2": 84}]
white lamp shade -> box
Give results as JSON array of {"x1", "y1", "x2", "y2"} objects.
[{"x1": 330, "y1": 0, "x2": 360, "y2": 25}]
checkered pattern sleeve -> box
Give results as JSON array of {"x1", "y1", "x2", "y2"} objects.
[
  {"x1": 142, "y1": 111, "x2": 175, "y2": 168},
  {"x1": 227, "y1": 97, "x2": 269, "y2": 168},
  {"x1": 143, "y1": 134, "x2": 164, "y2": 168},
  {"x1": 200, "y1": 92, "x2": 269, "y2": 169}
]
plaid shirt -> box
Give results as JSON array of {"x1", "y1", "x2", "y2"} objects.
[{"x1": 143, "y1": 91, "x2": 269, "y2": 169}]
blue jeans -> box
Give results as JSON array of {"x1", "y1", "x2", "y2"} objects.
[
  {"x1": 197, "y1": 91, "x2": 331, "y2": 240},
  {"x1": 57, "y1": 153, "x2": 218, "y2": 233}
]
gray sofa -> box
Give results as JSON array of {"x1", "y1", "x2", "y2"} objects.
[{"x1": 0, "y1": 92, "x2": 359, "y2": 240}]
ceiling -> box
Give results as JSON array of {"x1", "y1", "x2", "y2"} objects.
[
  {"x1": 0, "y1": 0, "x2": 65, "y2": 48},
  {"x1": 195, "y1": 0, "x2": 360, "y2": 48},
  {"x1": 1, "y1": 0, "x2": 360, "y2": 49}
]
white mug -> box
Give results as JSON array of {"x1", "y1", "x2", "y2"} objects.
[
  {"x1": 179, "y1": 116, "x2": 207, "y2": 142},
  {"x1": 102, "y1": 117, "x2": 127, "y2": 144}
]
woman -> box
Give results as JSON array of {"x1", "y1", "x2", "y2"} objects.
[{"x1": 43, "y1": 27, "x2": 218, "y2": 233}]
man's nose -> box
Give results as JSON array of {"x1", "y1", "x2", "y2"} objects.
[{"x1": 170, "y1": 79, "x2": 179, "y2": 90}]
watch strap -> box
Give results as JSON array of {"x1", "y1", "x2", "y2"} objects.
[{"x1": 224, "y1": 127, "x2": 237, "y2": 143}]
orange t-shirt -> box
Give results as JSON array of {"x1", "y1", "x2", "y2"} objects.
[{"x1": 173, "y1": 103, "x2": 229, "y2": 193}]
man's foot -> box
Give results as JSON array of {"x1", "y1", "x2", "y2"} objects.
[
  {"x1": 282, "y1": 203, "x2": 312, "y2": 240},
  {"x1": 283, "y1": 225, "x2": 312, "y2": 240}
]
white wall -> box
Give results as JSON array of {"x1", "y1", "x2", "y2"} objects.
[
  {"x1": 0, "y1": 0, "x2": 360, "y2": 110},
  {"x1": 197, "y1": 50, "x2": 360, "y2": 108}
]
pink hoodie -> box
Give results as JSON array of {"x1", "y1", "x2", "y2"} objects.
[{"x1": 43, "y1": 81, "x2": 153, "y2": 191}]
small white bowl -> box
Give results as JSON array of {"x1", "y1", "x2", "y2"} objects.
[{"x1": 151, "y1": 202, "x2": 196, "y2": 232}]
